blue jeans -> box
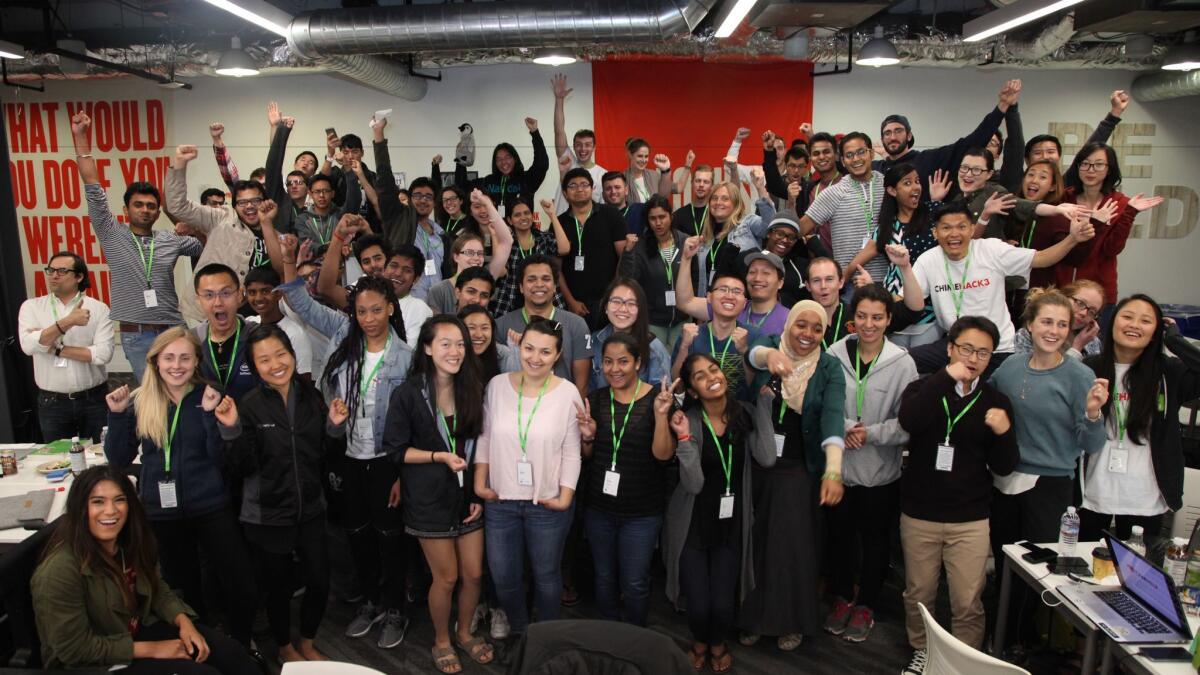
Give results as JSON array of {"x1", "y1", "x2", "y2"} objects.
[
  {"x1": 484, "y1": 500, "x2": 574, "y2": 634},
  {"x1": 583, "y1": 509, "x2": 662, "y2": 625},
  {"x1": 120, "y1": 327, "x2": 167, "y2": 384}
]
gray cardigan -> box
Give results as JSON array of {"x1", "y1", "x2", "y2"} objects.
[{"x1": 663, "y1": 395, "x2": 777, "y2": 606}]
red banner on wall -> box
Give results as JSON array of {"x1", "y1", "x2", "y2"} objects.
[{"x1": 591, "y1": 60, "x2": 814, "y2": 173}]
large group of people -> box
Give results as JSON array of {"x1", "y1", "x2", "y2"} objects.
[{"x1": 16, "y1": 74, "x2": 1200, "y2": 675}]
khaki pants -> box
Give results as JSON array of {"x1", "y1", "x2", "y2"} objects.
[{"x1": 900, "y1": 514, "x2": 990, "y2": 650}]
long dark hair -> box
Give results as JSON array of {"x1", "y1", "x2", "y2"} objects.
[
  {"x1": 322, "y1": 275, "x2": 406, "y2": 428},
  {"x1": 490, "y1": 142, "x2": 526, "y2": 178},
  {"x1": 876, "y1": 163, "x2": 933, "y2": 247},
  {"x1": 680, "y1": 353, "x2": 749, "y2": 441},
  {"x1": 42, "y1": 466, "x2": 160, "y2": 614},
  {"x1": 1065, "y1": 142, "x2": 1122, "y2": 195},
  {"x1": 601, "y1": 278, "x2": 652, "y2": 366},
  {"x1": 1094, "y1": 294, "x2": 1165, "y2": 445},
  {"x1": 408, "y1": 315, "x2": 485, "y2": 439},
  {"x1": 458, "y1": 304, "x2": 500, "y2": 380}
]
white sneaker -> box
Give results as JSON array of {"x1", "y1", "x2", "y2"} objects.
[
  {"x1": 490, "y1": 608, "x2": 511, "y2": 640},
  {"x1": 902, "y1": 648, "x2": 927, "y2": 675}
]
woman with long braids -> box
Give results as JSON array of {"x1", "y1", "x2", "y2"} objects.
[
  {"x1": 385, "y1": 316, "x2": 494, "y2": 673},
  {"x1": 278, "y1": 272, "x2": 416, "y2": 649},
  {"x1": 32, "y1": 466, "x2": 259, "y2": 674}
]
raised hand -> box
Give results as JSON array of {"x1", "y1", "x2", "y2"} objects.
[
  {"x1": 680, "y1": 323, "x2": 699, "y2": 348},
  {"x1": 266, "y1": 101, "x2": 281, "y2": 127},
  {"x1": 731, "y1": 327, "x2": 749, "y2": 353},
  {"x1": 557, "y1": 151, "x2": 573, "y2": 175},
  {"x1": 1091, "y1": 199, "x2": 1119, "y2": 225},
  {"x1": 1126, "y1": 193, "x2": 1164, "y2": 212},
  {"x1": 946, "y1": 360, "x2": 973, "y2": 383},
  {"x1": 787, "y1": 181, "x2": 801, "y2": 204},
  {"x1": 174, "y1": 144, "x2": 199, "y2": 167},
  {"x1": 506, "y1": 328, "x2": 522, "y2": 347},
  {"x1": 653, "y1": 153, "x2": 671, "y2": 172},
  {"x1": 750, "y1": 166, "x2": 767, "y2": 190},
  {"x1": 334, "y1": 214, "x2": 360, "y2": 242},
  {"x1": 654, "y1": 377, "x2": 680, "y2": 417},
  {"x1": 764, "y1": 349, "x2": 796, "y2": 378},
  {"x1": 281, "y1": 116, "x2": 295, "y2": 129},
  {"x1": 798, "y1": 122, "x2": 814, "y2": 136},
  {"x1": 929, "y1": 168, "x2": 952, "y2": 202},
  {"x1": 297, "y1": 239, "x2": 315, "y2": 265},
  {"x1": 258, "y1": 198, "x2": 278, "y2": 223},
  {"x1": 200, "y1": 385, "x2": 222, "y2": 412},
  {"x1": 106, "y1": 385, "x2": 131, "y2": 413},
  {"x1": 432, "y1": 154, "x2": 443, "y2": 166},
  {"x1": 999, "y1": 79, "x2": 1022, "y2": 109},
  {"x1": 469, "y1": 188, "x2": 487, "y2": 206},
  {"x1": 575, "y1": 400, "x2": 597, "y2": 441},
  {"x1": 984, "y1": 407, "x2": 1011, "y2": 435},
  {"x1": 551, "y1": 73, "x2": 572, "y2": 99},
  {"x1": 280, "y1": 234, "x2": 299, "y2": 259},
  {"x1": 981, "y1": 191, "x2": 1017, "y2": 218},
  {"x1": 71, "y1": 112, "x2": 92, "y2": 137},
  {"x1": 669, "y1": 409, "x2": 689, "y2": 438},
  {"x1": 681, "y1": 235, "x2": 702, "y2": 259},
  {"x1": 326, "y1": 131, "x2": 340, "y2": 156},
  {"x1": 1069, "y1": 214, "x2": 1096, "y2": 243},
  {"x1": 209, "y1": 122, "x2": 225, "y2": 141},
  {"x1": 64, "y1": 304, "x2": 90, "y2": 328},
  {"x1": 350, "y1": 159, "x2": 366, "y2": 180},
  {"x1": 1086, "y1": 378, "x2": 1110, "y2": 417},
  {"x1": 735, "y1": 127, "x2": 751, "y2": 142},
  {"x1": 884, "y1": 243, "x2": 911, "y2": 268},
  {"x1": 525, "y1": 117, "x2": 538, "y2": 132},
  {"x1": 852, "y1": 267, "x2": 874, "y2": 288},
  {"x1": 213, "y1": 395, "x2": 238, "y2": 428},
  {"x1": 685, "y1": 149, "x2": 696, "y2": 167},
  {"x1": 1055, "y1": 202, "x2": 1086, "y2": 221},
  {"x1": 328, "y1": 398, "x2": 350, "y2": 426},
  {"x1": 539, "y1": 198, "x2": 555, "y2": 214},
  {"x1": 1110, "y1": 90, "x2": 1130, "y2": 117}
]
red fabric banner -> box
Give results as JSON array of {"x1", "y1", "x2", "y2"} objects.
[{"x1": 591, "y1": 60, "x2": 814, "y2": 175}]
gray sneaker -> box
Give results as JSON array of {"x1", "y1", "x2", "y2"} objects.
[
  {"x1": 469, "y1": 602, "x2": 488, "y2": 635},
  {"x1": 376, "y1": 609, "x2": 410, "y2": 649},
  {"x1": 345, "y1": 601, "x2": 384, "y2": 638},
  {"x1": 490, "y1": 607, "x2": 511, "y2": 640},
  {"x1": 902, "y1": 648, "x2": 927, "y2": 675}
]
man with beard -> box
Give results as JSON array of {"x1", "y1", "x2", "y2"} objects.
[
  {"x1": 600, "y1": 171, "x2": 646, "y2": 235},
  {"x1": 72, "y1": 111, "x2": 202, "y2": 382},
  {"x1": 671, "y1": 164, "x2": 716, "y2": 237}
]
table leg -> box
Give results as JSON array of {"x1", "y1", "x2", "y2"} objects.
[
  {"x1": 1082, "y1": 630, "x2": 1097, "y2": 674},
  {"x1": 1099, "y1": 638, "x2": 1114, "y2": 675},
  {"x1": 993, "y1": 555, "x2": 1013, "y2": 655}
]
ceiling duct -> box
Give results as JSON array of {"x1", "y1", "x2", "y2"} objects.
[
  {"x1": 287, "y1": 0, "x2": 717, "y2": 59},
  {"x1": 1131, "y1": 68, "x2": 1200, "y2": 101}
]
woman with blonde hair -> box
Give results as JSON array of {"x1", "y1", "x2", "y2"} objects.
[
  {"x1": 691, "y1": 177, "x2": 775, "y2": 292},
  {"x1": 1014, "y1": 280, "x2": 1106, "y2": 359},
  {"x1": 103, "y1": 327, "x2": 257, "y2": 654}
]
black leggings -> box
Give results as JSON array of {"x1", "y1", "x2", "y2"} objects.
[
  {"x1": 827, "y1": 481, "x2": 899, "y2": 609},
  {"x1": 679, "y1": 542, "x2": 738, "y2": 646},
  {"x1": 1079, "y1": 509, "x2": 1166, "y2": 562},
  {"x1": 248, "y1": 516, "x2": 330, "y2": 645},
  {"x1": 120, "y1": 621, "x2": 259, "y2": 675},
  {"x1": 343, "y1": 456, "x2": 408, "y2": 612},
  {"x1": 150, "y1": 507, "x2": 256, "y2": 646}
]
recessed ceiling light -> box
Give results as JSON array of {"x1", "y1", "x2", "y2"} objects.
[{"x1": 532, "y1": 49, "x2": 576, "y2": 66}]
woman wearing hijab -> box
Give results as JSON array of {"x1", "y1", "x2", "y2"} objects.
[{"x1": 738, "y1": 300, "x2": 847, "y2": 652}]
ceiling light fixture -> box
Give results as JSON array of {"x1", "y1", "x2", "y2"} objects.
[
  {"x1": 0, "y1": 39, "x2": 25, "y2": 60},
  {"x1": 215, "y1": 37, "x2": 259, "y2": 77},
  {"x1": 963, "y1": 0, "x2": 1086, "y2": 43},
  {"x1": 856, "y1": 26, "x2": 900, "y2": 67},
  {"x1": 201, "y1": 0, "x2": 290, "y2": 38},
  {"x1": 1161, "y1": 42, "x2": 1200, "y2": 71},
  {"x1": 532, "y1": 49, "x2": 577, "y2": 66},
  {"x1": 715, "y1": 0, "x2": 760, "y2": 39}
]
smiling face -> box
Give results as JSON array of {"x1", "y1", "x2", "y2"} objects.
[
  {"x1": 947, "y1": 327, "x2": 994, "y2": 381},
  {"x1": 454, "y1": 239, "x2": 486, "y2": 274},
  {"x1": 810, "y1": 140, "x2": 837, "y2": 175},
  {"x1": 384, "y1": 254, "x2": 418, "y2": 298},
  {"x1": 1028, "y1": 303, "x2": 1071, "y2": 356},
  {"x1": 442, "y1": 189, "x2": 463, "y2": 217},
  {"x1": 1113, "y1": 299, "x2": 1158, "y2": 353},
  {"x1": 197, "y1": 271, "x2": 242, "y2": 335},
  {"x1": 853, "y1": 299, "x2": 891, "y2": 348},
  {"x1": 411, "y1": 185, "x2": 436, "y2": 218},
  {"x1": 1028, "y1": 140, "x2": 1060, "y2": 165},
  {"x1": 881, "y1": 122, "x2": 910, "y2": 157},
  {"x1": 359, "y1": 245, "x2": 387, "y2": 278},
  {"x1": 602, "y1": 341, "x2": 641, "y2": 391},
  {"x1": 709, "y1": 185, "x2": 735, "y2": 221},
  {"x1": 745, "y1": 259, "x2": 782, "y2": 303},
  {"x1": 888, "y1": 169, "x2": 922, "y2": 212},
  {"x1": 426, "y1": 323, "x2": 467, "y2": 376},
  {"x1": 495, "y1": 148, "x2": 516, "y2": 176},
  {"x1": 520, "y1": 262, "x2": 556, "y2": 309},
  {"x1": 463, "y1": 312, "x2": 493, "y2": 356},
  {"x1": 957, "y1": 155, "x2": 992, "y2": 193},
  {"x1": 574, "y1": 134, "x2": 595, "y2": 165},
  {"x1": 1069, "y1": 287, "x2": 1103, "y2": 331},
  {"x1": 841, "y1": 138, "x2": 872, "y2": 179},
  {"x1": 156, "y1": 337, "x2": 198, "y2": 388},
  {"x1": 630, "y1": 145, "x2": 650, "y2": 171},
  {"x1": 805, "y1": 259, "x2": 841, "y2": 309},
  {"x1": 691, "y1": 170, "x2": 714, "y2": 202},
  {"x1": 233, "y1": 186, "x2": 262, "y2": 226},
  {"x1": 602, "y1": 176, "x2": 628, "y2": 207},
  {"x1": 251, "y1": 335, "x2": 295, "y2": 389},
  {"x1": 245, "y1": 281, "x2": 280, "y2": 319},
  {"x1": 87, "y1": 479, "x2": 128, "y2": 549},
  {"x1": 1022, "y1": 164, "x2": 1054, "y2": 201},
  {"x1": 605, "y1": 284, "x2": 639, "y2": 331},
  {"x1": 935, "y1": 213, "x2": 974, "y2": 261},
  {"x1": 354, "y1": 289, "x2": 394, "y2": 341},
  {"x1": 787, "y1": 309, "x2": 824, "y2": 357},
  {"x1": 687, "y1": 357, "x2": 728, "y2": 402},
  {"x1": 519, "y1": 330, "x2": 560, "y2": 378},
  {"x1": 508, "y1": 202, "x2": 534, "y2": 232},
  {"x1": 707, "y1": 277, "x2": 746, "y2": 321},
  {"x1": 765, "y1": 226, "x2": 798, "y2": 258},
  {"x1": 455, "y1": 279, "x2": 493, "y2": 312}
]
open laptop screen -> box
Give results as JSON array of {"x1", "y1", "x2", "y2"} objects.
[{"x1": 1109, "y1": 534, "x2": 1188, "y2": 634}]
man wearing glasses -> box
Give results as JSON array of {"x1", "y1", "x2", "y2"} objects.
[
  {"x1": 670, "y1": 272, "x2": 755, "y2": 399},
  {"x1": 71, "y1": 112, "x2": 202, "y2": 382},
  {"x1": 18, "y1": 252, "x2": 114, "y2": 442},
  {"x1": 293, "y1": 173, "x2": 363, "y2": 248},
  {"x1": 557, "y1": 168, "x2": 630, "y2": 330},
  {"x1": 406, "y1": 178, "x2": 445, "y2": 300},
  {"x1": 190, "y1": 263, "x2": 256, "y2": 400}
]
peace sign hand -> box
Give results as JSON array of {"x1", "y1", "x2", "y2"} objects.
[
  {"x1": 575, "y1": 400, "x2": 597, "y2": 441},
  {"x1": 654, "y1": 377, "x2": 680, "y2": 417}
]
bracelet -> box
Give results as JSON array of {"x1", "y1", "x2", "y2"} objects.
[
  {"x1": 821, "y1": 471, "x2": 843, "y2": 483},
  {"x1": 581, "y1": 436, "x2": 595, "y2": 443},
  {"x1": 54, "y1": 320, "x2": 65, "y2": 333},
  {"x1": 281, "y1": 258, "x2": 296, "y2": 264},
  {"x1": 430, "y1": 451, "x2": 438, "y2": 463},
  {"x1": 76, "y1": 153, "x2": 93, "y2": 158},
  {"x1": 1086, "y1": 410, "x2": 1102, "y2": 422},
  {"x1": 677, "y1": 434, "x2": 692, "y2": 442}
]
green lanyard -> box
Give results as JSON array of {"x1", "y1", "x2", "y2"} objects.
[
  {"x1": 701, "y1": 409, "x2": 734, "y2": 495},
  {"x1": 206, "y1": 321, "x2": 242, "y2": 388},
  {"x1": 707, "y1": 236, "x2": 724, "y2": 267},
  {"x1": 743, "y1": 306, "x2": 771, "y2": 330},
  {"x1": 692, "y1": 205, "x2": 707, "y2": 236},
  {"x1": 516, "y1": 375, "x2": 550, "y2": 457},
  {"x1": 857, "y1": 178, "x2": 876, "y2": 232},
  {"x1": 50, "y1": 292, "x2": 82, "y2": 320},
  {"x1": 777, "y1": 397, "x2": 788, "y2": 425},
  {"x1": 942, "y1": 252, "x2": 972, "y2": 320},
  {"x1": 499, "y1": 176, "x2": 508, "y2": 203},
  {"x1": 941, "y1": 391, "x2": 983, "y2": 444},
  {"x1": 1113, "y1": 380, "x2": 1128, "y2": 448},
  {"x1": 708, "y1": 326, "x2": 734, "y2": 369},
  {"x1": 162, "y1": 387, "x2": 191, "y2": 474},
  {"x1": 131, "y1": 232, "x2": 155, "y2": 288},
  {"x1": 823, "y1": 304, "x2": 844, "y2": 348},
  {"x1": 522, "y1": 306, "x2": 557, "y2": 325},
  {"x1": 659, "y1": 247, "x2": 675, "y2": 288},
  {"x1": 447, "y1": 216, "x2": 464, "y2": 234},
  {"x1": 439, "y1": 412, "x2": 457, "y2": 457},
  {"x1": 854, "y1": 343, "x2": 877, "y2": 420},
  {"x1": 313, "y1": 213, "x2": 334, "y2": 245},
  {"x1": 358, "y1": 334, "x2": 391, "y2": 406},
  {"x1": 607, "y1": 383, "x2": 642, "y2": 470},
  {"x1": 516, "y1": 232, "x2": 535, "y2": 259},
  {"x1": 621, "y1": 205, "x2": 630, "y2": 219},
  {"x1": 572, "y1": 211, "x2": 591, "y2": 252},
  {"x1": 416, "y1": 223, "x2": 433, "y2": 253},
  {"x1": 1021, "y1": 218, "x2": 1038, "y2": 249}
]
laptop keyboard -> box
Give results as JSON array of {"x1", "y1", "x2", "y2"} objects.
[{"x1": 1095, "y1": 590, "x2": 1170, "y2": 634}]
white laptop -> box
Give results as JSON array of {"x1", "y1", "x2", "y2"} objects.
[{"x1": 1057, "y1": 532, "x2": 1193, "y2": 644}]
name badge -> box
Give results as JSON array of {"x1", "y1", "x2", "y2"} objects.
[
  {"x1": 143, "y1": 289, "x2": 158, "y2": 308},
  {"x1": 574, "y1": 256, "x2": 586, "y2": 271},
  {"x1": 54, "y1": 357, "x2": 68, "y2": 368},
  {"x1": 603, "y1": 470, "x2": 621, "y2": 496},
  {"x1": 861, "y1": 235, "x2": 872, "y2": 250},
  {"x1": 158, "y1": 480, "x2": 178, "y2": 509},
  {"x1": 664, "y1": 290, "x2": 676, "y2": 307},
  {"x1": 1108, "y1": 444, "x2": 1129, "y2": 474},
  {"x1": 424, "y1": 260, "x2": 437, "y2": 277},
  {"x1": 719, "y1": 493, "x2": 735, "y2": 520},
  {"x1": 774, "y1": 433, "x2": 786, "y2": 458},
  {"x1": 935, "y1": 444, "x2": 955, "y2": 472},
  {"x1": 516, "y1": 460, "x2": 534, "y2": 486}
]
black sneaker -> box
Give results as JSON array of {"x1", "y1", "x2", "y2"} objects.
[{"x1": 902, "y1": 648, "x2": 927, "y2": 675}]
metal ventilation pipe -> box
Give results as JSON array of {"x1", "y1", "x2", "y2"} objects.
[
  {"x1": 315, "y1": 54, "x2": 428, "y2": 100},
  {"x1": 288, "y1": 0, "x2": 716, "y2": 59},
  {"x1": 1131, "y1": 69, "x2": 1200, "y2": 102}
]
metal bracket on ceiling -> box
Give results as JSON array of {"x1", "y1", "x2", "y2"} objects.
[
  {"x1": 2, "y1": 59, "x2": 45, "y2": 92},
  {"x1": 407, "y1": 55, "x2": 442, "y2": 81},
  {"x1": 813, "y1": 29, "x2": 853, "y2": 77}
]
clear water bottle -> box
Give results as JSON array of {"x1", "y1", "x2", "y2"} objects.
[
  {"x1": 1167, "y1": 538, "x2": 1189, "y2": 586},
  {"x1": 1058, "y1": 506, "x2": 1080, "y2": 557},
  {"x1": 68, "y1": 435, "x2": 87, "y2": 473},
  {"x1": 1128, "y1": 525, "x2": 1147, "y2": 557}
]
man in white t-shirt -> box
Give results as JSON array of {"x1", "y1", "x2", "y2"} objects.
[
  {"x1": 244, "y1": 267, "x2": 313, "y2": 380},
  {"x1": 552, "y1": 73, "x2": 605, "y2": 213},
  {"x1": 890, "y1": 202, "x2": 1094, "y2": 374}
]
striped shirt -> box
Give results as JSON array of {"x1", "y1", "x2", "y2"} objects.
[
  {"x1": 803, "y1": 171, "x2": 886, "y2": 282},
  {"x1": 87, "y1": 183, "x2": 203, "y2": 324}
]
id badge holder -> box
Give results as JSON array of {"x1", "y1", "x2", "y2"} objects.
[
  {"x1": 424, "y1": 260, "x2": 438, "y2": 277},
  {"x1": 1108, "y1": 444, "x2": 1129, "y2": 474},
  {"x1": 774, "y1": 434, "x2": 786, "y2": 458},
  {"x1": 457, "y1": 470, "x2": 465, "y2": 488},
  {"x1": 54, "y1": 357, "x2": 68, "y2": 368},
  {"x1": 718, "y1": 493, "x2": 735, "y2": 520},
  {"x1": 158, "y1": 480, "x2": 178, "y2": 509},
  {"x1": 143, "y1": 289, "x2": 158, "y2": 308},
  {"x1": 574, "y1": 256, "x2": 586, "y2": 271},
  {"x1": 603, "y1": 470, "x2": 621, "y2": 496},
  {"x1": 516, "y1": 460, "x2": 534, "y2": 486},
  {"x1": 861, "y1": 235, "x2": 872, "y2": 250},
  {"x1": 664, "y1": 290, "x2": 676, "y2": 306},
  {"x1": 935, "y1": 443, "x2": 955, "y2": 472}
]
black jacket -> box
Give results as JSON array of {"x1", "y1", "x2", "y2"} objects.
[
  {"x1": 874, "y1": 106, "x2": 1004, "y2": 199},
  {"x1": 383, "y1": 378, "x2": 480, "y2": 532},
  {"x1": 619, "y1": 229, "x2": 691, "y2": 327},
  {"x1": 1084, "y1": 326, "x2": 1200, "y2": 512},
  {"x1": 221, "y1": 379, "x2": 338, "y2": 527}
]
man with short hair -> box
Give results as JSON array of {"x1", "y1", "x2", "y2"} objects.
[
  {"x1": 192, "y1": 263, "x2": 256, "y2": 400},
  {"x1": 407, "y1": 177, "x2": 445, "y2": 300},
  {"x1": 807, "y1": 257, "x2": 850, "y2": 349},
  {"x1": 670, "y1": 272, "x2": 755, "y2": 399},
  {"x1": 18, "y1": 251, "x2": 114, "y2": 442},
  {"x1": 243, "y1": 266, "x2": 313, "y2": 381},
  {"x1": 672, "y1": 164, "x2": 716, "y2": 237},
  {"x1": 72, "y1": 111, "x2": 202, "y2": 382},
  {"x1": 763, "y1": 132, "x2": 814, "y2": 213},
  {"x1": 600, "y1": 171, "x2": 645, "y2": 234},
  {"x1": 558, "y1": 168, "x2": 629, "y2": 328},
  {"x1": 762, "y1": 211, "x2": 829, "y2": 308},
  {"x1": 452, "y1": 267, "x2": 495, "y2": 313},
  {"x1": 494, "y1": 254, "x2": 593, "y2": 399},
  {"x1": 552, "y1": 73, "x2": 605, "y2": 212},
  {"x1": 200, "y1": 188, "x2": 226, "y2": 208},
  {"x1": 676, "y1": 239, "x2": 789, "y2": 337},
  {"x1": 284, "y1": 169, "x2": 309, "y2": 214},
  {"x1": 324, "y1": 132, "x2": 381, "y2": 232}
]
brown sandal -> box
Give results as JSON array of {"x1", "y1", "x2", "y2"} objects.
[
  {"x1": 710, "y1": 645, "x2": 733, "y2": 673},
  {"x1": 432, "y1": 645, "x2": 461, "y2": 674},
  {"x1": 687, "y1": 644, "x2": 708, "y2": 671},
  {"x1": 455, "y1": 635, "x2": 495, "y2": 664}
]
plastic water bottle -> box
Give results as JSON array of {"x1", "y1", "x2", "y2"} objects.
[
  {"x1": 1167, "y1": 538, "x2": 1189, "y2": 586},
  {"x1": 68, "y1": 435, "x2": 87, "y2": 473},
  {"x1": 1128, "y1": 525, "x2": 1147, "y2": 557},
  {"x1": 1058, "y1": 506, "x2": 1080, "y2": 557}
]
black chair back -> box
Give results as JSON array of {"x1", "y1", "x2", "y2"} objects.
[{"x1": 0, "y1": 521, "x2": 60, "y2": 669}]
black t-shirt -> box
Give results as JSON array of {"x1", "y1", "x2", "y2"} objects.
[
  {"x1": 584, "y1": 389, "x2": 664, "y2": 517},
  {"x1": 560, "y1": 203, "x2": 625, "y2": 305},
  {"x1": 687, "y1": 424, "x2": 745, "y2": 550},
  {"x1": 672, "y1": 204, "x2": 710, "y2": 238}
]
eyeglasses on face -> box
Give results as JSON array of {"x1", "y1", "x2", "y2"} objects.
[
  {"x1": 952, "y1": 342, "x2": 992, "y2": 361},
  {"x1": 710, "y1": 285, "x2": 743, "y2": 296},
  {"x1": 199, "y1": 289, "x2": 240, "y2": 302},
  {"x1": 1070, "y1": 296, "x2": 1100, "y2": 319},
  {"x1": 1079, "y1": 161, "x2": 1108, "y2": 173},
  {"x1": 607, "y1": 297, "x2": 638, "y2": 310},
  {"x1": 234, "y1": 197, "x2": 264, "y2": 207},
  {"x1": 958, "y1": 165, "x2": 989, "y2": 177},
  {"x1": 44, "y1": 266, "x2": 77, "y2": 276}
]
